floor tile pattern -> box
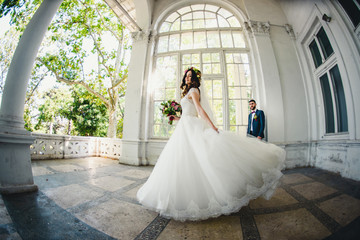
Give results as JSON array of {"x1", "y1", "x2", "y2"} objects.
[{"x1": 0, "y1": 157, "x2": 359, "y2": 240}]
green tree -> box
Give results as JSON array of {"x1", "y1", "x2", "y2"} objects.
[
  {"x1": 0, "y1": 0, "x2": 25, "y2": 18},
  {"x1": 34, "y1": 87, "x2": 73, "y2": 134},
  {"x1": 61, "y1": 86, "x2": 108, "y2": 137},
  {"x1": 2, "y1": 0, "x2": 129, "y2": 138}
]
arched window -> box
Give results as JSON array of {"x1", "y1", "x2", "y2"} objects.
[{"x1": 151, "y1": 4, "x2": 252, "y2": 138}]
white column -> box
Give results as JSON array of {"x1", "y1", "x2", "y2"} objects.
[
  {"x1": 0, "y1": 0, "x2": 63, "y2": 194},
  {"x1": 245, "y1": 20, "x2": 285, "y2": 143},
  {"x1": 119, "y1": 31, "x2": 151, "y2": 165}
]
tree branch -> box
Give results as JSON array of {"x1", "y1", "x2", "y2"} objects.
[
  {"x1": 94, "y1": 4, "x2": 121, "y2": 41},
  {"x1": 36, "y1": 57, "x2": 110, "y2": 107}
]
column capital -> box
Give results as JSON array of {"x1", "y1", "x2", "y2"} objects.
[
  {"x1": 284, "y1": 24, "x2": 296, "y2": 40},
  {"x1": 131, "y1": 30, "x2": 152, "y2": 43},
  {"x1": 245, "y1": 20, "x2": 270, "y2": 36}
]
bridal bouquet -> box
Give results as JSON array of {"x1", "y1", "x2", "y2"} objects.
[{"x1": 160, "y1": 100, "x2": 182, "y2": 125}]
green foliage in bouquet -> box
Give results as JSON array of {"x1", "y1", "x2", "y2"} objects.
[{"x1": 160, "y1": 100, "x2": 182, "y2": 125}]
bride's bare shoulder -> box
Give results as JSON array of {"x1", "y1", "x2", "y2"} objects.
[{"x1": 189, "y1": 88, "x2": 200, "y2": 94}]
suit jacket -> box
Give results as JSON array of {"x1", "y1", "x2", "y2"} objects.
[{"x1": 247, "y1": 109, "x2": 265, "y2": 138}]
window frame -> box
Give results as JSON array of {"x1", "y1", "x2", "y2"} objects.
[
  {"x1": 150, "y1": 5, "x2": 252, "y2": 139},
  {"x1": 306, "y1": 24, "x2": 349, "y2": 137}
]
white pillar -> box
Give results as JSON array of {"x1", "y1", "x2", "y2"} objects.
[
  {"x1": 119, "y1": 31, "x2": 151, "y2": 165},
  {"x1": 246, "y1": 21, "x2": 285, "y2": 143},
  {"x1": 0, "y1": 0, "x2": 63, "y2": 194}
]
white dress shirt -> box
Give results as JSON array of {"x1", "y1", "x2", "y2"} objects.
[{"x1": 250, "y1": 109, "x2": 256, "y2": 132}]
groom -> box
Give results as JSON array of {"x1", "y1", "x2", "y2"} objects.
[{"x1": 247, "y1": 99, "x2": 265, "y2": 139}]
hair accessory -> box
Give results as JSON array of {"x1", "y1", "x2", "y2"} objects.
[{"x1": 185, "y1": 67, "x2": 202, "y2": 79}]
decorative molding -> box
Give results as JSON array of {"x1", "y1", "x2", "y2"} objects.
[
  {"x1": 284, "y1": 24, "x2": 296, "y2": 39},
  {"x1": 131, "y1": 30, "x2": 152, "y2": 42},
  {"x1": 244, "y1": 20, "x2": 270, "y2": 35}
]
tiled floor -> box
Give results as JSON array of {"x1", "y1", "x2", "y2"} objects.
[{"x1": 1, "y1": 157, "x2": 360, "y2": 240}]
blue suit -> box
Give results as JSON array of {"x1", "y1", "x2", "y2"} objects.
[{"x1": 247, "y1": 109, "x2": 265, "y2": 138}]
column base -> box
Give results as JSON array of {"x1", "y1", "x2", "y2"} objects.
[
  {"x1": 0, "y1": 129, "x2": 37, "y2": 195},
  {"x1": 0, "y1": 184, "x2": 38, "y2": 195},
  {"x1": 118, "y1": 139, "x2": 147, "y2": 165}
]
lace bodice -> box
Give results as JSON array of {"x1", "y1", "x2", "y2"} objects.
[{"x1": 181, "y1": 88, "x2": 198, "y2": 117}]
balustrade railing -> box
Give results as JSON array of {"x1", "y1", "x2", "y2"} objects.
[{"x1": 30, "y1": 133, "x2": 122, "y2": 160}]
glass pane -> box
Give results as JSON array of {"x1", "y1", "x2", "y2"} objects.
[
  {"x1": 205, "y1": 5, "x2": 219, "y2": 12},
  {"x1": 213, "y1": 80, "x2": 222, "y2": 98},
  {"x1": 160, "y1": 22, "x2": 171, "y2": 33},
  {"x1": 204, "y1": 11, "x2": 216, "y2": 18},
  {"x1": 154, "y1": 88, "x2": 165, "y2": 100},
  {"x1": 178, "y1": 7, "x2": 191, "y2": 15},
  {"x1": 158, "y1": 36, "x2": 168, "y2": 53},
  {"x1": 207, "y1": 31, "x2": 220, "y2": 48},
  {"x1": 205, "y1": 19, "x2": 218, "y2": 28},
  {"x1": 242, "y1": 100, "x2": 249, "y2": 124},
  {"x1": 181, "y1": 20, "x2": 193, "y2": 30},
  {"x1": 182, "y1": 12, "x2": 193, "y2": 20},
  {"x1": 242, "y1": 64, "x2": 251, "y2": 85},
  {"x1": 233, "y1": 53, "x2": 241, "y2": 63},
  {"x1": 338, "y1": 0, "x2": 360, "y2": 27},
  {"x1": 213, "y1": 100, "x2": 223, "y2": 124},
  {"x1": 309, "y1": 39, "x2": 322, "y2": 68},
  {"x1": 228, "y1": 16, "x2": 241, "y2": 27},
  {"x1": 203, "y1": 63, "x2": 211, "y2": 74},
  {"x1": 181, "y1": 32, "x2": 193, "y2": 49},
  {"x1": 241, "y1": 54, "x2": 249, "y2": 63},
  {"x1": 165, "y1": 88, "x2": 176, "y2": 99},
  {"x1": 241, "y1": 87, "x2": 252, "y2": 99},
  {"x1": 194, "y1": 31, "x2": 206, "y2": 48},
  {"x1": 218, "y1": 16, "x2": 230, "y2": 27},
  {"x1": 154, "y1": 102, "x2": 163, "y2": 124},
  {"x1": 182, "y1": 54, "x2": 191, "y2": 64},
  {"x1": 193, "y1": 11, "x2": 204, "y2": 19},
  {"x1": 227, "y1": 64, "x2": 241, "y2": 86},
  {"x1": 212, "y1": 63, "x2": 221, "y2": 74},
  {"x1": 228, "y1": 86, "x2": 240, "y2": 99},
  {"x1": 166, "y1": 12, "x2": 180, "y2": 22},
  {"x1": 225, "y1": 53, "x2": 233, "y2": 63},
  {"x1": 165, "y1": 74, "x2": 176, "y2": 88},
  {"x1": 330, "y1": 65, "x2": 348, "y2": 132},
  {"x1": 193, "y1": 19, "x2": 205, "y2": 29},
  {"x1": 170, "y1": 19, "x2": 180, "y2": 31},
  {"x1": 229, "y1": 100, "x2": 241, "y2": 125},
  {"x1": 233, "y1": 32, "x2": 246, "y2": 48},
  {"x1": 169, "y1": 34, "x2": 180, "y2": 51},
  {"x1": 211, "y1": 53, "x2": 220, "y2": 62},
  {"x1": 218, "y1": 8, "x2": 232, "y2": 18},
  {"x1": 192, "y1": 54, "x2": 200, "y2": 63},
  {"x1": 221, "y1": 31, "x2": 233, "y2": 48},
  {"x1": 202, "y1": 53, "x2": 211, "y2": 63},
  {"x1": 227, "y1": 64, "x2": 235, "y2": 86},
  {"x1": 320, "y1": 73, "x2": 335, "y2": 133},
  {"x1": 204, "y1": 80, "x2": 212, "y2": 99},
  {"x1": 316, "y1": 27, "x2": 334, "y2": 59}
]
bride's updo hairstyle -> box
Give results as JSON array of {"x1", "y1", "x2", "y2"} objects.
[{"x1": 181, "y1": 67, "x2": 201, "y2": 98}]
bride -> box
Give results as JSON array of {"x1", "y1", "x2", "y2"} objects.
[{"x1": 137, "y1": 67, "x2": 286, "y2": 221}]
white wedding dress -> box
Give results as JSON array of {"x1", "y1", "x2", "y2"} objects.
[{"x1": 137, "y1": 88, "x2": 286, "y2": 221}]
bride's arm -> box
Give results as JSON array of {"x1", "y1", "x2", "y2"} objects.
[{"x1": 190, "y1": 90, "x2": 219, "y2": 133}]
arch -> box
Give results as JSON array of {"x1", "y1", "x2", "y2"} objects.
[
  {"x1": 148, "y1": 2, "x2": 254, "y2": 138},
  {"x1": 152, "y1": 0, "x2": 248, "y2": 32}
]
